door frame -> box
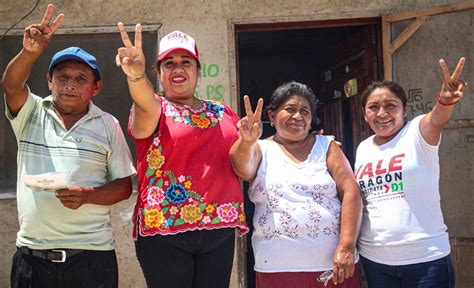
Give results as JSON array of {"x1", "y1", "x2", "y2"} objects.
[{"x1": 230, "y1": 16, "x2": 382, "y2": 288}]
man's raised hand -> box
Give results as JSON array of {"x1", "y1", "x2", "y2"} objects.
[{"x1": 23, "y1": 4, "x2": 64, "y2": 54}]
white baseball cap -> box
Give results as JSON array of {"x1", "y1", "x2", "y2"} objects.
[{"x1": 157, "y1": 30, "x2": 199, "y2": 61}]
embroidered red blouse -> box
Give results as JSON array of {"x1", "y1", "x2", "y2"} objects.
[{"x1": 129, "y1": 97, "x2": 248, "y2": 239}]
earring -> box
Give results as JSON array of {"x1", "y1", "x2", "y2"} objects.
[{"x1": 270, "y1": 122, "x2": 274, "y2": 127}]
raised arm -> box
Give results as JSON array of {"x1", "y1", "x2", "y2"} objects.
[
  {"x1": 2, "y1": 4, "x2": 63, "y2": 116},
  {"x1": 116, "y1": 22, "x2": 160, "y2": 139},
  {"x1": 420, "y1": 57, "x2": 467, "y2": 145},
  {"x1": 326, "y1": 142, "x2": 363, "y2": 285},
  {"x1": 229, "y1": 95, "x2": 264, "y2": 181}
]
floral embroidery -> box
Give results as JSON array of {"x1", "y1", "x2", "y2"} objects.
[
  {"x1": 203, "y1": 215, "x2": 211, "y2": 224},
  {"x1": 165, "y1": 183, "x2": 189, "y2": 204},
  {"x1": 323, "y1": 226, "x2": 335, "y2": 236},
  {"x1": 309, "y1": 210, "x2": 321, "y2": 223},
  {"x1": 263, "y1": 227, "x2": 282, "y2": 240},
  {"x1": 305, "y1": 224, "x2": 320, "y2": 239},
  {"x1": 144, "y1": 209, "x2": 165, "y2": 228},
  {"x1": 164, "y1": 99, "x2": 225, "y2": 129},
  {"x1": 208, "y1": 102, "x2": 225, "y2": 115},
  {"x1": 267, "y1": 195, "x2": 279, "y2": 209},
  {"x1": 181, "y1": 204, "x2": 203, "y2": 224},
  {"x1": 140, "y1": 132, "x2": 246, "y2": 234},
  {"x1": 184, "y1": 180, "x2": 192, "y2": 189},
  {"x1": 155, "y1": 170, "x2": 163, "y2": 177},
  {"x1": 255, "y1": 182, "x2": 340, "y2": 240},
  {"x1": 191, "y1": 114, "x2": 211, "y2": 128},
  {"x1": 279, "y1": 211, "x2": 292, "y2": 225},
  {"x1": 147, "y1": 150, "x2": 165, "y2": 169},
  {"x1": 217, "y1": 203, "x2": 238, "y2": 223},
  {"x1": 258, "y1": 213, "x2": 268, "y2": 226},
  {"x1": 283, "y1": 224, "x2": 299, "y2": 239},
  {"x1": 169, "y1": 206, "x2": 179, "y2": 215},
  {"x1": 147, "y1": 186, "x2": 165, "y2": 206},
  {"x1": 205, "y1": 204, "x2": 215, "y2": 213}
]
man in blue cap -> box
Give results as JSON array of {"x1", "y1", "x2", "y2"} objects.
[{"x1": 2, "y1": 4, "x2": 135, "y2": 288}]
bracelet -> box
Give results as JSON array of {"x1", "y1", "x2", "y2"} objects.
[
  {"x1": 128, "y1": 75, "x2": 145, "y2": 82},
  {"x1": 437, "y1": 92, "x2": 459, "y2": 106}
]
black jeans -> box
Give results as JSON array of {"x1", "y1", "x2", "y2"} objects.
[
  {"x1": 135, "y1": 228, "x2": 236, "y2": 288},
  {"x1": 11, "y1": 248, "x2": 118, "y2": 288}
]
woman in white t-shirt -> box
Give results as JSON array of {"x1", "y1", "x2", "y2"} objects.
[
  {"x1": 230, "y1": 81, "x2": 363, "y2": 288},
  {"x1": 355, "y1": 58, "x2": 467, "y2": 288}
]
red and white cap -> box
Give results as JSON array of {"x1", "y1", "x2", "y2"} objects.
[{"x1": 157, "y1": 30, "x2": 199, "y2": 61}]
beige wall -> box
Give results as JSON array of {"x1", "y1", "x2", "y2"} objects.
[
  {"x1": 1, "y1": 1, "x2": 473, "y2": 287},
  {"x1": 393, "y1": 8, "x2": 474, "y2": 239},
  {"x1": 1, "y1": 0, "x2": 464, "y2": 110}
]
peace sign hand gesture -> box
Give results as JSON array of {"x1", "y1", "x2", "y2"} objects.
[
  {"x1": 238, "y1": 95, "x2": 264, "y2": 143},
  {"x1": 23, "y1": 4, "x2": 64, "y2": 55},
  {"x1": 438, "y1": 57, "x2": 467, "y2": 105},
  {"x1": 116, "y1": 22, "x2": 146, "y2": 80}
]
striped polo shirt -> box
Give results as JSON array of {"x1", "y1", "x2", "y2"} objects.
[{"x1": 5, "y1": 90, "x2": 136, "y2": 250}]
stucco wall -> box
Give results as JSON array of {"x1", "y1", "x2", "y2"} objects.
[
  {"x1": 0, "y1": 1, "x2": 472, "y2": 287},
  {"x1": 393, "y1": 8, "x2": 474, "y2": 238},
  {"x1": 1, "y1": 0, "x2": 466, "y2": 110}
]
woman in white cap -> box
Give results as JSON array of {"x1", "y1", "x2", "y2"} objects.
[{"x1": 116, "y1": 24, "x2": 248, "y2": 288}]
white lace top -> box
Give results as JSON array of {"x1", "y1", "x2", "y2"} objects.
[{"x1": 249, "y1": 135, "x2": 347, "y2": 272}]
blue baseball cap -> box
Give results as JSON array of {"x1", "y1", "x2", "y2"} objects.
[{"x1": 48, "y1": 47, "x2": 101, "y2": 80}]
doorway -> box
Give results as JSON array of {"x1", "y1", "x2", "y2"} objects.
[{"x1": 235, "y1": 18, "x2": 382, "y2": 287}]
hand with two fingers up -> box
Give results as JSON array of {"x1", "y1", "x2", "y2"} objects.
[
  {"x1": 23, "y1": 4, "x2": 64, "y2": 55},
  {"x1": 116, "y1": 22, "x2": 146, "y2": 81},
  {"x1": 238, "y1": 95, "x2": 264, "y2": 143},
  {"x1": 438, "y1": 57, "x2": 468, "y2": 106}
]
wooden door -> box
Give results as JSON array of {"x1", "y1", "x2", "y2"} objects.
[{"x1": 318, "y1": 24, "x2": 380, "y2": 164}]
